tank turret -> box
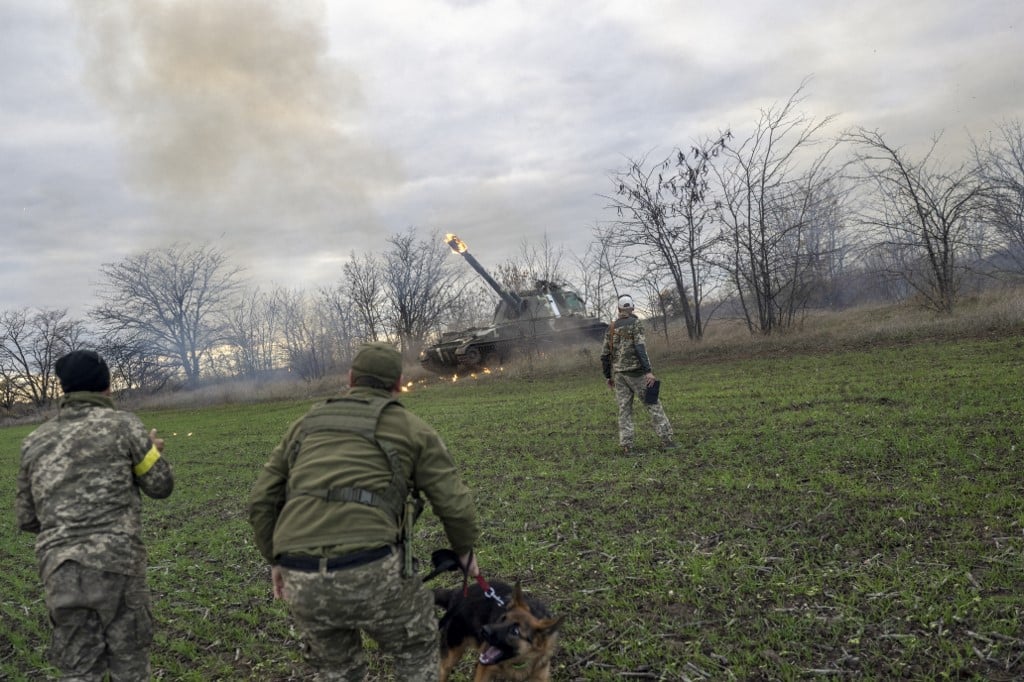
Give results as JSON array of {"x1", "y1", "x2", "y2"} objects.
[{"x1": 418, "y1": 234, "x2": 608, "y2": 373}]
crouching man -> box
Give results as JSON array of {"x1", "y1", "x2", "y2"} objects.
[{"x1": 249, "y1": 342, "x2": 480, "y2": 681}]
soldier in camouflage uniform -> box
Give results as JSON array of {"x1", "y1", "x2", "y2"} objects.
[
  {"x1": 600, "y1": 295, "x2": 679, "y2": 455},
  {"x1": 16, "y1": 350, "x2": 175, "y2": 681},
  {"x1": 248, "y1": 342, "x2": 480, "y2": 682}
]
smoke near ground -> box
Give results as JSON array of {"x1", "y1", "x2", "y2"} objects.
[{"x1": 72, "y1": 0, "x2": 400, "y2": 283}]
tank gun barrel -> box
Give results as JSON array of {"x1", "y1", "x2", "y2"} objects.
[{"x1": 445, "y1": 234, "x2": 523, "y2": 314}]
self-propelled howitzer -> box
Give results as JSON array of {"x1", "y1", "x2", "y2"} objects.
[{"x1": 418, "y1": 234, "x2": 608, "y2": 374}]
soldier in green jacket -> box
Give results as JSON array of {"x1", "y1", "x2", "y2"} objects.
[
  {"x1": 601, "y1": 294, "x2": 679, "y2": 455},
  {"x1": 16, "y1": 349, "x2": 175, "y2": 680},
  {"x1": 248, "y1": 342, "x2": 480, "y2": 681}
]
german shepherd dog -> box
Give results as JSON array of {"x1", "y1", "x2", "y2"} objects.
[{"x1": 435, "y1": 580, "x2": 562, "y2": 681}]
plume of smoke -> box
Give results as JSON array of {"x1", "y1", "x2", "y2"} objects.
[{"x1": 73, "y1": 0, "x2": 399, "y2": 273}]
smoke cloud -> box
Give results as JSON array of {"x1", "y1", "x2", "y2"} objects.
[{"x1": 73, "y1": 0, "x2": 400, "y2": 281}]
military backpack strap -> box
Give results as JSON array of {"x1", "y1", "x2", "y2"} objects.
[{"x1": 285, "y1": 395, "x2": 410, "y2": 521}]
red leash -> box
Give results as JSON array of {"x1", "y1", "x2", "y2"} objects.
[{"x1": 461, "y1": 551, "x2": 506, "y2": 607}]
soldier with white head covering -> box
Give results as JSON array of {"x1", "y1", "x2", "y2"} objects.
[{"x1": 600, "y1": 295, "x2": 679, "y2": 455}]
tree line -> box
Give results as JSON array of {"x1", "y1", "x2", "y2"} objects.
[
  {"x1": 0, "y1": 230, "x2": 592, "y2": 408},
  {"x1": 3, "y1": 85, "x2": 1022, "y2": 407},
  {"x1": 604, "y1": 84, "x2": 1024, "y2": 341}
]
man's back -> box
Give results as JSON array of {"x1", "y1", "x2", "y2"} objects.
[
  {"x1": 247, "y1": 340, "x2": 481, "y2": 681},
  {"x1": 263, "y1": 386, "x2": 478, "y2": 559},
  {"x1": 18, "y1": 393, "x2": 174, "y2": 580}
]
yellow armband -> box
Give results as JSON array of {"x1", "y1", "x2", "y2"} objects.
[{"x1": 133, "y1": 445, "x2": 161, "y2": 477}]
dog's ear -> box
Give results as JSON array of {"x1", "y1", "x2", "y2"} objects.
[
  {"x1": 512, "y1": 581, "x2": 527, "y2": 608},
  {"x1": 536, "y1": 615, "x2": 562, "y2": 635}
]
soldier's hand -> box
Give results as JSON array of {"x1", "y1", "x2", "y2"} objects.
[
  {"x1": 149, "y1": 428, "x2": 165, "y2": 453},
  {"x1": 606, "y1": 378, "x2": 614, "y2": 390},
  {"x1": 644, "y1": 373, "x2": 657, "y2": 388},
  {"x1": 271, "y1": 565, "x2": 285, "y2": 599},
  {"x1": 459, "y1": 551, "x2": 479, "y2": 578}
]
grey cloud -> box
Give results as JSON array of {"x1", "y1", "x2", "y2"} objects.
[{"x1": 2, "y1": 0, "x2": 1021, "y2": 316}]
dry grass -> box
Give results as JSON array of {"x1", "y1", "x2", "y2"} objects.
[
  {"x1": 9, "y1": 285, "x2": 1019, "y2": 423},
  {"x1": 649, "y1": 284, "x2": 1024, "y2": 367}
]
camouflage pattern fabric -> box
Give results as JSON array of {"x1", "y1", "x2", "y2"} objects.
[
  {"x1": 17, "y1": 392, "x2": 174, "y2": 581},
  {"x1": 43, "y1": 561, "x2": 153, "y2": 681},
  {"x1": 249, "y1": 384, "x2": 478, "y2": 680},
  {"x1": 279, "y1": 549, "x2": 439, "y2": 682},
  {"x1": 16, "y1": 391, "x2": 173, "y2": 681},
  {"x1": 600, "y1": 315, "x2": 653, "y2": 375},
  {"x1": 614, "y1": 373, "x2": 674, "y2": 447}
]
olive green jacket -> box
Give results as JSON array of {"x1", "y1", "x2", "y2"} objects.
[{"x1": 248, "y1": 386, "x2": 479, "y2": 562}]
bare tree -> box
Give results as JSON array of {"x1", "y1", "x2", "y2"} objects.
[
  {"x1": 382, "y1": 228, "x2": 464, "y2": 360},
  {"x1": 847, "y1": 128, "x2": 986, "y2": 313},
  {"x1": 668, "y1": 135, "x2": 733, "y2": 334},
  {"x1": 634, "y1": 265, "x2": 673, "y2": 341},
  {"x1": 800, "y1": 177, "x2": 855, "y2": 308},
  {"x1": 92, "y1": 243, "x2": 243, "y2": 385},
  {"x1": 603, "y1": 133, "x2": 731, "y2": 340},
  {"x1": 276, "y1": 288, "x2": 337, "y2": 382},
  {"x1": 0, "y1": 359, "x2": 16, "y2": 410},
  {"x1": 225, "y1": 287, "x2": 282, "y2": 378},
  {"x1": 0, "y1": 308, "x2": 86, "y2": 406},
  {"x1": 712, "y1": 84, "x2": 840, "y2": 333},
  {"x1": 490, "y1": 234, "x2": 568, "y2": 296},
  {"x1": 586, "y1": 227, "x2": 635, "y2": 317},
  {"x1": 973, "y1": 118, "x2": 1024, "y2": 274},
  {"x1": 516, "y1": 232, "x2": 567, "y2": 284},
  {"x1": 444, "y1": 283, "x2": 499, "y2": 330},
  {"x1": 342, "y1": 251, "x2": 387, "y2": 341},
  {"x1": 493, "y1": 261, "x2": 533, "y2": 294},
  {"x1": 569, "y1": 236, "x2": 622, "y2": 322},
  {"x1": 97, "y1": 333, "x2": 175, "y2": 394},
  {"x1": 318, "y1": 284, "x2": 361, "y2": 368}
]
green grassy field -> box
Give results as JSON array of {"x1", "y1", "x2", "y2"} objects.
[{"x1": 2, "y1": 335, "x2": 1022, "y2": 680}]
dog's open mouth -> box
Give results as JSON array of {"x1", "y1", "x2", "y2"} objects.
[{"x1": 478, "y1": 645, "x2": 511, "y2": 666}]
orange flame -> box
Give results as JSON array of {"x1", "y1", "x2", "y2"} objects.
[{"x1": 445, "y1": 233, "x2": 468, "y2": 254}]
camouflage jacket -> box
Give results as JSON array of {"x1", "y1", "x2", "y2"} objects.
[
  {"x1": 600, "y1": 314, "x2": 653, "y2": 377},
  {"x1": 248, "y1": 386, "x2": 479, "y2": 562},
  {"x1": 16, "y1": 392, "x2": 174, "y2": 581}
]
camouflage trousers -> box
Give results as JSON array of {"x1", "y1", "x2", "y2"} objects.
[
  {"x1": 279, "y1": 547, "x2": 439, "y2": 682},
  {"x1": 613, "y1": 373, "x2": 674, "y2": 447},
  {"x1": 42, "y1": 560, "x2": 153, "y2": 681}
]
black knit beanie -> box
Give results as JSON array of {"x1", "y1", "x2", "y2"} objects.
[{"x1": 55, "y1": 350, "x2": 111, "y2": 393}]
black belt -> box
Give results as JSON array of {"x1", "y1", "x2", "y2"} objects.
[{"x1": 277, "y1": 545, "x2": 393, "y2": 572}]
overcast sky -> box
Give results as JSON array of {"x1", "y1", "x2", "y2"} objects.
[{"x1": 1, "y1": 0, "x2": 1020, "y2": 316}]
